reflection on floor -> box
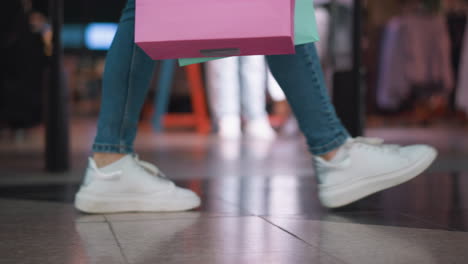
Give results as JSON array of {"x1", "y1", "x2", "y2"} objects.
[{"x1": 0, "y1": 119, "x2": 468, "y2": 263}]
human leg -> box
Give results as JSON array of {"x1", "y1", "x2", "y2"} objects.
[
  {"x1": 239, "y1": 56, "x2": 276, "y2": 140},
  {"x1": 92, "y1": 0, "x2": 155, "y2": 158},
  {"x1": 267, "y1": 43, "x2": 437, "y2": 208},
  {"x1": 267, "y1": 44, "x2": 350, "y2": 155},
  {"x1": 205, "y1": 57, "x2": 241, "y2": 139},
  {"x1": 75, "y1": 0, "x2": 200, "y2": 213}
]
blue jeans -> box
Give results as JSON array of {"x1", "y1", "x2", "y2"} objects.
[{"x1": 93, "y1": 0, "x2": 350, "y2": 155}]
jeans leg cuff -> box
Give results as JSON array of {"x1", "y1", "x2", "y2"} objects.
[
  {"x1": 309, "y1": 132, "x2": 350, "y2": 156},
  {"x1": 92, "y1": 143, "x2": 134, "y2": 154}
]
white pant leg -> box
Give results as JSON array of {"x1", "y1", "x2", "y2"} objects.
[
  {"x1": 239, "y1": 56, "x2": 269, "y2": 121},
  {"x1": 267, "y1": 67, "x2": 286, "y2": 102},
  {"x1": 205, "y1": 57, "x2": 240, "y2": 121},
  {"x1": 315, "y1": 6, "x2": 331, "y2": 60},
  {"x1": 457, "y1": 22, "x2": 468, "y2": 114}
]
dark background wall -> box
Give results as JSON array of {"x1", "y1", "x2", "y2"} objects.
[{"x1": 32, "y1": 0, "x2": 126, "y2": 22}]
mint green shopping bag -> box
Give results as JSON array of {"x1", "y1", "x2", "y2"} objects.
[{"x1": 178, "y1": 0, "x2": 319, "y2": 66}]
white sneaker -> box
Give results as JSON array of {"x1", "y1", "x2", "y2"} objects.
[
  {"x1": 75, "y1": 155, "x2": 201, "y2": 213},
  {"x1": 245, "y1": 118, "x2": 276, "y2": 140},
  {"x1": 315, "y1": 137, "x2": 437, "y2": 208},
  {"x1": 281, "y1": 116, "x2": 300, "y2": 137},
  {"x1": 218, "y1": 116, "x2": 241, "y2": 140}
]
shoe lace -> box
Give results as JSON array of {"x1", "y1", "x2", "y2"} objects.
[
  {"x1": 349, "y1": 137, "x2": 400, "y2": 153},
  {"x1": 133, "y1": 155, "x2": 169, "y2": 179},
  {"x1": 90, "y1": 155, "x2": 168, "y2": 180}
]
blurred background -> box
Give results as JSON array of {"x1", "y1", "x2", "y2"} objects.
[
  {"x1": 0, "y1": 0, "x2": 467, "y2": 177},
  {"x1": 1, "y1": 0, "x2": 467, "y2": 172},
  {"x1": 0, "y1": 0, "x2": 467, "y2": 191},
  {"x1": 1, "y1": 1, "x2": 468, "y2": 263}
]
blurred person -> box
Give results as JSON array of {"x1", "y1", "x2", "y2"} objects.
[
  {"x1": 29, "y1": 11, "x2": 52, "y2": 56},
  {"x1": 0, "y1": 0, "x2": 46, "y2": 132},
  {"x1": 456, "y1": 2, "x2": 468, "y2": 117},
  {"x1": 445, "y1": 0, "x2": 468, "y2": 120},
  {"x1": 75, "y1": 0, "x2": 438, "y2": 213},
  {"x1": 206, "y1": 57, "x2": 276, "y2": 140}
]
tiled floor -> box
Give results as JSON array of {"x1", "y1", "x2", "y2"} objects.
[{"x1": 0, "y1": 119, "x2": 468, "y2": 264}]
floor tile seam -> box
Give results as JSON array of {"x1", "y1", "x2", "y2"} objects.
[
  {"x1": 105, "y1": 218, "x2": 131, "y2": 264},
  {"x1": 137, "y1": 249, "x2": 344, "y2": 260},
  {"x1": 258, "y1": 216, "x2": 349, "y2": 264},
  {"x1": 398, "y1": 212, "x2": 464, "y2": 232},
  {"x1": 255, "y1": 213, "x2": 323, "y2": 219},
  {"x1": 254, "y1": 210, "x2": 389, "y2": 219},
  {"x1": 317, "y1": 213, "x2": 468, "y2": 233},
  {"x1": 75, "y1": 219, "x2": 107, "y2": 223},
  {"x1": 260, "y1": 208, "x2": 464, "y2": 231},
  {"x1": 208, "y1": 194, "x2": 259, "y2": 216},
  {"x1": 102, "y1": 214, "x2": 256, "y2": 223}
]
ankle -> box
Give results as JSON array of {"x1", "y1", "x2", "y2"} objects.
[
  {"x1": 93, "y1": 153, "x2": 126, "y2": 168},
  {"x1": 319, "y1": 149, "x2": 339, "y2": 161}
]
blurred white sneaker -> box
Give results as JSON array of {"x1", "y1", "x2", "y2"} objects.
[
  {"x1": 281, "y1": 116, "x2": 300, "y2": 137},
  {"x1": 218, "y1": 116, "x2": 241, "y2": 140},
  {"x1": 315, "y1": 137, "x2": 437, "y2": 208},
  {"x1": 75, "y1": 155, "x2": 201, "y2": 213},
  {"x1": 245, "y1": 118, "x2": 276, "y2": 140}
]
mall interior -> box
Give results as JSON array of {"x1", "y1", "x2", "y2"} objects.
[{"x1": 1, "y1": 0, "x2": 468, "y2": 263}]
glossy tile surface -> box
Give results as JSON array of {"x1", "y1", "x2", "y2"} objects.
[
  {"x1": 0, "y1": 120, "x2": 468, "y2": 263},
  {"x1": 107, "y1": 216, "x2": 344, "y2": 264},
  {"x1": 266, "y1": 218, "x2": 468, "y2": 264},
  {"x1": 75, "y1": 222, "x2": 126, "y2": 264}
]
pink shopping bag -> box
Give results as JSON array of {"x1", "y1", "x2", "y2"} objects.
[{"x1": 135, "y1": 0, "x2": 295, "y2": 60}]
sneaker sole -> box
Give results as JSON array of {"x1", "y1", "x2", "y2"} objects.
[
  {"x1": 74, "y1": 192, "x2": 201, "y2": 214},
  {"x1": 319, "y1": 148, "x2": 438, "y2": 208}
]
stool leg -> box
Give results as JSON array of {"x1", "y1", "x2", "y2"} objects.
[
  {"x1": 185, "y1": 64, "x2": 211, "y2": 134},
  {"x1": 152, "y1": 59, "x2": 176, "y2": 131}
]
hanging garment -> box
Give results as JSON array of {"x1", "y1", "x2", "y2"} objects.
[
  {"x1": 447, "y1": 11, "x2": 467, "y2": 110},
  {"x1": 457, "y1": 19, "x2": 468, "y2": 114},
  {"x1": 377, "y1": 13, "x2": 454, "y2": 111},
  {"x1": 1, "y1": 0, "x2": 47, "y2": 129},
  {"x1": 447, "y1": 12, "x2": 467, "y2": 81},
  {"x1": 377, "y1": 18, "x2": 408, "y2": 110}
]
